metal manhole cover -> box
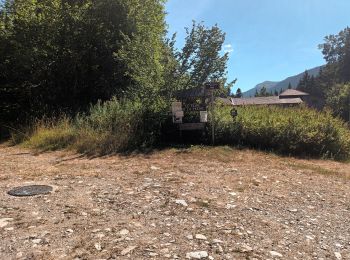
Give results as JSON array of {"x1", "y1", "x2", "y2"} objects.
[{"x1": 7, "y1": 185, "x2": 53, "y2": 197}]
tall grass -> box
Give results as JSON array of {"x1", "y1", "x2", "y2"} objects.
[
  {"x1": 20, "y1": 97, "x2": 350, "y2": 160},
  {"x1": 74, "y1": 97, "x2": 166, "y2": 154},
  {"x1": 23, "y1": 117, "x2": 76, "y2": 151},
  {"x1": 212, "y1": 105, "x2": 350, "y2": 159},
  {"x1": 22, "y1": 97, "x2": 167, "y2": 155}
]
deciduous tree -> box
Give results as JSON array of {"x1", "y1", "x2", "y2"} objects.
[{"x1": 167, "y1": 21, "x2": 235, "y2": 96}]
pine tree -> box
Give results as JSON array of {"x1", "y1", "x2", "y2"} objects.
[
  {"x1": 259, "y1": 86, "x2": 267, "y2": 96},
  {"x1": 235, "y1": 88, "x2": 242, "y2": 98},
  {"x1": 297, "y1": 71, "x2": 310, "y2": 92},
  {"x1": 255, "y1": 86, "x2": 273, "y2": 97}
]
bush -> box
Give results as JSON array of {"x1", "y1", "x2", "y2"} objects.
[
  {"x1": 19, "y1": 98, "x2": 350, "y2": 160},
  {"x1": 212, "y1": 105, "x2": 350, "y2": 159},
  {"x1": 23, "y1": 117, "x2": 76, "y2": 151},
  {"x1": 23, "y1": 97, "x2": 167, "y2": 154}
]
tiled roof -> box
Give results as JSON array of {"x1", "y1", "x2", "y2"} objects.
[
  {"x1": 231, "y1": 96, "x2": 303, "y2": 106},
  {"x1": 280, "y1": 89, "x2": 309, "y2": 96}
]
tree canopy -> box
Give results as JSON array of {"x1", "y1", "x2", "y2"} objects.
[
  {"x1": 165, "y1": 21, "x2": 235, "y2": 97},
  {"x1": 0, "y1": 0, "x2": 167, "y2": 124},
  {"x1": 296, "y1": 26, "x2": 350, "y2": 119},
  {"x1": 0, "y1": 2, "x2": 234, "y2": 131},
  {"x1": 319, "y1": 27, "x2": 350, "y2": 83}
]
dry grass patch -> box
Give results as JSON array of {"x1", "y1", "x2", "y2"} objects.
[{"x1": 284, "y1": 161, "x2": 350, "y2": 179}]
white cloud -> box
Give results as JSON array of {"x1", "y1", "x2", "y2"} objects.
[{"x1": 224, "y1": 44, "x2": 234, "y2": 53}]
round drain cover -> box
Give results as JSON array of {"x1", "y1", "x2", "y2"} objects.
[{"x1": 7, "y1": 185, "x2": 53, "y2": 197}]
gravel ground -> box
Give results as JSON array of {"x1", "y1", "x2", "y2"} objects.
[{"x1": 0, "y1": 145, "x2": 350, "y2": 260}]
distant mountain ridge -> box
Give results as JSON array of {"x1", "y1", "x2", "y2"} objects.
[{"x1": 243, "y1": 65, "x2": 324, "y2": 97}]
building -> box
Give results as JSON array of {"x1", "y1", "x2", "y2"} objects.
[
  {"x1": 174, "y1": 86, "x2": 310, "y2": 107},
  {"x1": 278, "y1": 89, "x2": 309, "y2": 100},
  {"x1": 228, "y1": 89, "x2": 309, "y2": 107}
]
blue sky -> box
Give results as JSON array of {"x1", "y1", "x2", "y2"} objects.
[{"x1": 165, "y1": 0, "x2": 350, "y2": 92}]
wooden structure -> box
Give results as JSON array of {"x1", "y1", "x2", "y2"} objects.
[
  {"x1": 230, "y1": 96, "x2": 303, "y2": 106},
  {"x1": 279, "y1": 89, "x2": 309, "y2": 99},
  {"x1": 229, "y1": 89, "x2": 309, "y2": 107},
  {"x1": 172, "y1": 83, "x2": 220, "y2": 144}
]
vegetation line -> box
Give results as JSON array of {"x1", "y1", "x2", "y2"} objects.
[{"x1": 0, "y1": 1, "x2": 349, "y2": 160}]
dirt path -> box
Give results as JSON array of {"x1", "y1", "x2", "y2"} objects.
[{"x1": 0, "y1": 145, "x2": 349, "y2": 259}]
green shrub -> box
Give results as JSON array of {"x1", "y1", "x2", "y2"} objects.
[
  {"x1": 20, "y1": 98, "x2": 350, "y2": 160},
  {"x1": 24, "y1": 97, "x2": 167, "y2": 154},
  {"x1": 212, "y1": 105, "x2": 350, "y2": 159}
]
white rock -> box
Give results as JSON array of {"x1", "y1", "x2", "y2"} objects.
[
  {"x1": 5, "y1": 226, "x2": 14, "y2": 231},
  {"x1": 217, "y1": 245, "x2": 223, "y2": 253},
  {"x1": 0, "y1": 218, "x2": 13, "y2": 228},
  {"x1": 186, "y1": 234, "x2": 193, "y2": 240},
  {"x1": 121, "y1": 245, "x2": 137, "y2": 256},
  {"x1": 119, "y1": 229, "x2": 129, "y2": 236},
  {"x1": 186, "y1": 251, "x2": 208, "y2": 259},
  {"x1": 225, "y1": 204, "x2": 237, "y2": 209},
  {"x1": 32, "y1": 238, "x2": 42, "y2": 244},
  {"x1": 160, "y1": 248, "x2": 170, "y2": 254},
  {"x1": 335, "y1": 243, "x2": 342, "y2": 248},
  {"x1": 175, "y1": 199, "x2": 188, "y2": 207},
  {"x1": 94, "y1": 242, "x2": 102, "y2": 251},
  {"x1": 212, "y1": 239, "x2": 223, "y2": 244},
  {"x1": 288, "y1": 209, "x2": 298, "y2": 213},
  {"x1": 95, "y1": 233, "x2": 105, "y2": 239},
  {"x1": 270, "y1": 251, "x2": 283, "y2": 258},
  {"x1": 195, "y1": 234, "x2": 207, "y2": 240},
  {"x1": 334, "y1": 252, "x2": 342, "y2": 260},
  {"x1": 150, "y1": 165, "x2": 160, "y2": 170}
]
